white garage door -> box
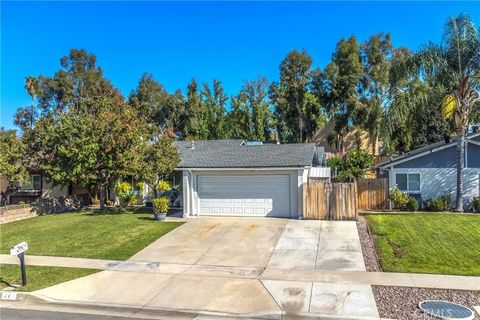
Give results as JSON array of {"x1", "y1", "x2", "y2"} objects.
[{"x1": 197, "y1": 175, "x2": 291, "y2": 217}]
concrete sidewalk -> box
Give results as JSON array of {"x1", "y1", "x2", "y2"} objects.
[{"x1": 3, "y1": 253, "x2": 477, "y2": 290}]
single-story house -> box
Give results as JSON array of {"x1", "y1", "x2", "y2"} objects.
[
  {"x1": 174, "y1": 140, "x2": 329, "y2": 219},
  {"x1": 0, "y1": 171, "x2": 73, "y2": 205},
  {"x1": 376, "y1": 132, "x2": 480, "y2": 209}
]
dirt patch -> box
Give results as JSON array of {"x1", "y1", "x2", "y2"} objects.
[
  {"x1": 388, "y1": 239, "x2": 407, "y2": 258},
  {"x1": 372, "y1": 286, "x2": 480, "y2": 320},
  {"x1": 357, "y1": 216, "x2": 382, "y2": 272}
]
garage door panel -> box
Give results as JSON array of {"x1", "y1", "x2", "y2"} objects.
[{"x1": 197, "y1": 174, "x2": 291, "y2": 217}]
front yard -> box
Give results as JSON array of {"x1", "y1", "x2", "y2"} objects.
[
  {"x1": 366, "y1": 213, "x2": 480, "y2": 276},
  {"x1": 0, "y1": 208, "x2": 183, "y2": 260},
  {"x1": 0, "y1": 264, "x2": 98, "y2": 291}
]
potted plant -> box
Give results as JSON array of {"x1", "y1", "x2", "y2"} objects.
[{"x1": 152, "y1": 197, "x2": 169, "y2": 221}]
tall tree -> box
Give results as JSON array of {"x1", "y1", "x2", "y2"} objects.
[
  {"x1": 226, "y1": 93, "x2": 252, "y2": 139},
  {"x1": 383, "y1": 79, "x2": 451, "y2": 154},
  {"x1": 29, "y1": 98, "x2": 147, "y2": 210},
  {"x1": 184, "y1": 79, "x2": 209, "y2": 139},
  {"x1": 227, "y1": 77, "x2": 271, "y2": 141},
  {"x1": 24, "y1": 76, "x2": 38, "y2": 128},
  {"x1": 321, "y1": 36, "x2": 364, "y2": 150},
  {"x1": 393, "y1": 14, "x2": 479, "y2": 211},
  {"x1": 169, "y1": 89, "x2": 187, "y2": 137},
  {"x1": 33, "y1": 49, "x2": 121, "y2": 116},
  {"x1": 19, "y1": 49, "x2": 146, "y2": 210},
  {"x1": 243, "y1": 77, "x2": 271, "y2": 141},
  {"x1": 128, "y1": 73, "x2": 171, "y2": 129},
  {"x1": 357, "y1": 33, "x2": 394, "y2": 154},
  {"x1": 202, "y1": 80, "x2": 228, "y2": 139},
  {"x1": 270, "y1": 50, "x2": 315, "y2": 143},
  {"x1": 425, "y1": 15, "x2": 480, "y2": 211}
]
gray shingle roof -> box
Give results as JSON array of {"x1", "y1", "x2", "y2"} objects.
[{"x1": 175, "y1": 140, "x2": 317, "y2": 168}]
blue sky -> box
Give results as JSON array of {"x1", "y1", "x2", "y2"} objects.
[{"x1": 1, "y1": 1, "x2": 479, "y2": 129}]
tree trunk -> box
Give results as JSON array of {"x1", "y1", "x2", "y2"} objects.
[
  {"x1": 30, "y1": 98, "x2": 34, "y2": 128},
  {"x1": 295, "y1": 94, "x2": 304, "y2": 143},
  {"x1": 455, "y1": 133, "x2": 465, "y2": 212},
  {"x1": 99, "y1": 185, "x2": 106, "y2": 211},
  {"x1": 372, "y1": 131, "x2": 377, "y2": 156}
]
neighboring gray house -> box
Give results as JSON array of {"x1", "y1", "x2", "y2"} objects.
[
  {"x1": 175, "y1": 140, "x2": 328, "y2": 219},
  {"x1": 377, "y1": 132, "x2": 480, "y2": 209}
]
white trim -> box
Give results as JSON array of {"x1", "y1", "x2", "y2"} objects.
[{"x1": 468, "y1": 139, "x2": 480, "y2": 146}]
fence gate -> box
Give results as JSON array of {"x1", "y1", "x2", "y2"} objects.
[{"x1": 303, "y1": 182, "x2": 358, "y2": 220}]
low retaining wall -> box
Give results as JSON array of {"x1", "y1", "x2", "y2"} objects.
[{"x1": 0, "y1": 204, "x2": 37, "y2": 224}]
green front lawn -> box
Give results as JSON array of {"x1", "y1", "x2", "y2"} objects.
[
  {"x1": 0, "y1": 209, "x2": 183, "y2": 260},
  {"x1": 0, "y1": 264, "x2": 98, "y2": 291},
  {"x1": 366, "y1": 213, "x2": 480, "y2": 276}
]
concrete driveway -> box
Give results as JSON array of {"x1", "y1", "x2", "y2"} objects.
[
  {"x1": 130, "y1": 217, "x2": 286, "y2": 268},
  {"x1": 35, "y1": 218, "x2": 379, "y2": 319}
]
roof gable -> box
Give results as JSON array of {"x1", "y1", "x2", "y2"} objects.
[{"x1": 377, "y1": 132, "x2": 480, "y2": 169}]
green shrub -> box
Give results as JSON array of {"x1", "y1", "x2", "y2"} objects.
[
  {"x1": 473, "y1": 197, "x2": 480, "y2": 212},
  {"x1": 326, "y1": 149, "x2": 374, "y2": 182},
  {"x1": 406, "y1": 196, "x2": 419, "y2": 211},
  {"x1": 114, "y1": 182, "x2": 137, "y2": 207},
  {"x1": 424, "y1": 198, "x2": 446, "y2": 211},
  {"x1": 152, "y1": 197, "x2": 169, "y2": 213},
  {"x1": 438, "y1": 194, "x2": 451, "y2": 210},
  {"x1": 389, "y1": 187, "x2": 409, "y2": 210},
  {"x1": 17, "y1": 201, "x2": 26, "y2": 205},
  {"x1": 423, "y1": 194, "x2": 451, "y2": 211}
]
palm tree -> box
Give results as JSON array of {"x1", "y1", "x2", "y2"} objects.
[
  {"x1": 415, "y1": 14, "x2": 480, "y2": 211},
  {"x1": 24, "y1": 76, "x2": 38, "y2": 128}
]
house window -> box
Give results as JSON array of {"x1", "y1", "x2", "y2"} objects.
[
  {"x1": 19, "y1": 174, "x2": 42, "y2": 191},
  {"x1": 396, "y1": 173, "x2": 420, "y2": 192}
]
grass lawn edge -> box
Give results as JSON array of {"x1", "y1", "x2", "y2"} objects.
[{"x1": 364, "y1": 212, "x2": 480, "y2": 276}]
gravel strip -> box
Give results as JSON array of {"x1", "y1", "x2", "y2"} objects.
[
  {"x1": 357, "y1": 215, "x2": 382, "y2": 272},
  {"x1": 372, "y1": 286, "x2": 480, "y2": 320}
]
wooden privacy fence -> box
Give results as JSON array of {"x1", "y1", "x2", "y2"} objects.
[
  {"x1": 304, "y1": 182, "x2": 358, "y2": 220},
  {"x1": 356, "y1": 178, "x2": 389, "y2": 210}
]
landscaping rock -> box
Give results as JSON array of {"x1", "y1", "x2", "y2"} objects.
[
  {"x1": 357, "y1": 215, "x2": 382, "y2": 272},
  {"x1": 372, "y1": 285, "x2": 480, "y2": 320}
]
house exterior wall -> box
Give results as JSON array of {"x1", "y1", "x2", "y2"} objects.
[
  {"x1": 181, "y1": 169, "x2": 308, "y2": 219},
  {"x1": 388, "y1": 167, "x2": 480, "y2": 209}
]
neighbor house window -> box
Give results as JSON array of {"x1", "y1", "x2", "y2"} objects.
[
  {"x1": 19, "y1": 174, "x2": 42, "y2": 191},
  {"x1": 396, "y1": 173, "x2": 420, "y2": 192}
]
